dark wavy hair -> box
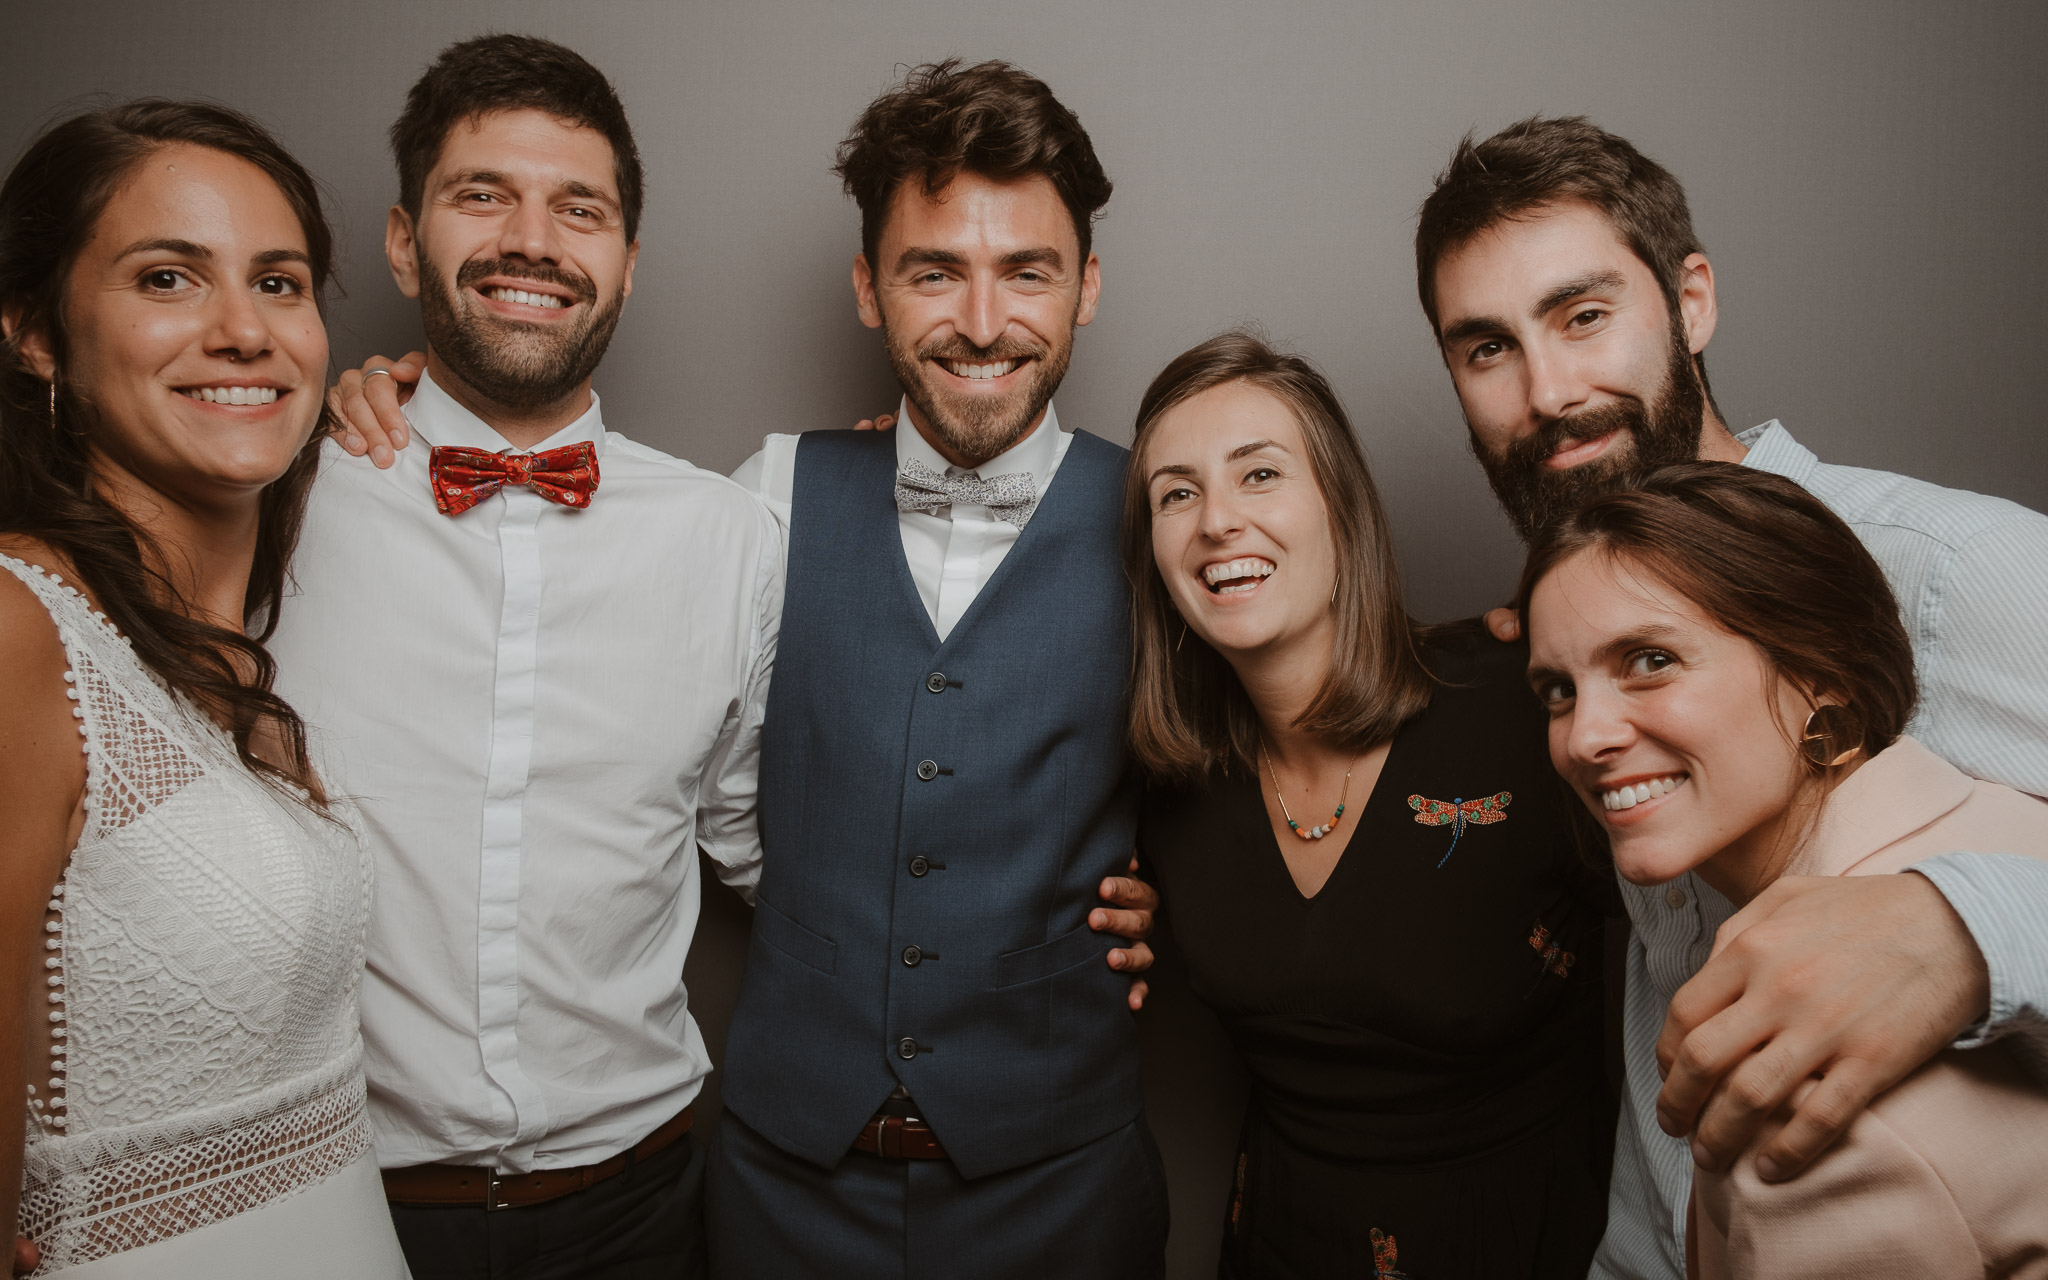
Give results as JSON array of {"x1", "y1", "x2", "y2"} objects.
[
  {"x1": 1123, "y1": 331, "x2": 1435, "y2": 782},
  {"x1": 392, "y1": 33, "x2": 644, "y2": 241},
  {"x1": 1515, "y1": 462, "x2": 1918, "y2": 771},
  {"x1": 0, "y1": 99, "x2": 335, "y2": 804},
  {"x1": 835, "y1": 58, "x2": 1113, "y2": 265}
]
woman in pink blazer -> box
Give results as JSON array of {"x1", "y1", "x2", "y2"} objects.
[{"x1": 1518, "y1": 462, "x2": 2048, "y2": 1279}]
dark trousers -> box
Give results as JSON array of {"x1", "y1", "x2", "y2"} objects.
[
  {"x1": 389, "y1": 1132, "x2": 707, "y2": 1280},
  {"x1": 706, "y1": 1110, "x2": 1168, "y2": 1280}
]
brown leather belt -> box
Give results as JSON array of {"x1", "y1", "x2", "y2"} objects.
[
  {"x1": 852, "y1": 1113, "x2": 950, "y2": 1160},
  {"x1": 382, "y1": 1105, "x2": 694, "y2": 1210}
]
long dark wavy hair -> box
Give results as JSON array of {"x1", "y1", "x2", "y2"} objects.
[{"x1": 0, "y1": 99, "x2": 335, "y2": 804}]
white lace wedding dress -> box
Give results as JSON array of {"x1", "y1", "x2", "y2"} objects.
[{"x1": 6, "y1": 556, "x2": 408, "y2": 1278}]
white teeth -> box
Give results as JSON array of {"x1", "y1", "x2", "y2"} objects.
[
  {"x1": 1600, "y1": 774, "x2": 1687, "y2": 811},
  {"x1": 942, "y1": 359, "x2": 1019, "y2": 380},
  {"x1": 183, "y1": 386, "x2": 278, "y2": 405},
  {"x1": 487, "y1": 287, "x2": 564, "y2": 309},
  {"x1": 1202, "y1": 557, "x2": 1278, "y2": 586}
]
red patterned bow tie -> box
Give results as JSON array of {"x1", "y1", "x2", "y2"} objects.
[{"x1": 429, "y1": 442, "x2": 600, "y2": 516}]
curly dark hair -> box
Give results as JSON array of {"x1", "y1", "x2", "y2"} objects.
[
  {"x1": 0, "y1": 99, "x2": 335, "y2": 805},
  {"x1": 391, "y1": 33, "x2": 645, "y2": 240},
  {"x1": 834, "y1": 58, "x2": 1112, "y2": 264}
]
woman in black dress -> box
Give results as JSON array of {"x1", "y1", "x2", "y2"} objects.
[{"x1": 1124, "y1": 332, "x2": 1616, "y2": 1279}]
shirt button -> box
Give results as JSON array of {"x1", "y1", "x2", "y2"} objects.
[
  {"x1": 926, "y1": 672, "x2": 948, "y2": 693},
  {"x1": 901, "y1": 945, "x2": 923, "y2": 967},
  {"x1": 1666, "y1": 887, "x2": 1688, "y2": 909},
  {"x1": 916, "y1": 759, "x2": 939, "y2": 781},
  {"x1": 897, "y1": 1037, "x2": 919, "y2": 1061},
  {"x1": 909, "y1": 857, "x2": 930, "y2": 877}
]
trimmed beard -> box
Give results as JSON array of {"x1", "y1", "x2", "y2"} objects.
[
  {"x1": 884, "y1": 313, "x2": 1075, "y2": 469},
  {"x1": 1472, "y1": 319, "x2": 1707, "y2": 543},
  {"x1": 418, "y1": 252, "x2": 624, "y2": 414}
]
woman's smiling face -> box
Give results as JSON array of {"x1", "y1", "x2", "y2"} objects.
[
  {"x1": 1141, "y1": 380, "x2": 1340, "y2": 666},
  {"x1": 1525, "y1": 547, "x2": 1816, "y2": 898}
]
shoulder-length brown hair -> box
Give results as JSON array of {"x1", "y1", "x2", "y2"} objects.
[
  {"x1": 1123, "y1": 331, "x2": 1435, "y2": 783},
  {"x1": 1514, "y1": 462, "x2": 1917, "y2": 769},
  {"x1": 0, "y1": 99, "x2": 336, "y2": 805}
]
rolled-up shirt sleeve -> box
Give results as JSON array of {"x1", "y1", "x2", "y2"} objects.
[{"x1": 1911, "y1": 852, "x2": 2048, "y2": 1081}]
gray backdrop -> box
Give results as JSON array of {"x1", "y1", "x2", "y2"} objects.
[{"x1": 10, "y1": 1, "x2": 2044, "y2": 1273}]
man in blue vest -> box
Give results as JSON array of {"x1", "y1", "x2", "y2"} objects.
[{"x1": 711, "y1": 60, "x2": 1169, "y2": 1278}]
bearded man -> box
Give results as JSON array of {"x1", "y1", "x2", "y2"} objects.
[
  {"x1": 711, "y1": 59, "x2": 1170, "y2": 1279},
  {"x1": 1417, "y1": 115, "x2": 2048, "y2": 1280},
  {"x1": 269, "y1": 35, "x2": 784, "y2": 1279}
]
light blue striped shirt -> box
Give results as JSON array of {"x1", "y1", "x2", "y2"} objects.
[{"x1": 1592, "y1": 422, "x2": 2048, "y2": 1280}]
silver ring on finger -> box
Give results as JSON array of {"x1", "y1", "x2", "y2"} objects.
[{"x1": 362, "y1": 368, "x2": 394, "y2": 383}]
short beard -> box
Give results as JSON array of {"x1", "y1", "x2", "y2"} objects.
[
  {"x1": 884, "y1": 315, "x2": 1074, "y2": 468},
  {"x1": 418, "y1": 252, "x2": 624, "y2": 414},
  {"x1": 1472, "y1": 320, "x2": 1706, "y2": 542}
]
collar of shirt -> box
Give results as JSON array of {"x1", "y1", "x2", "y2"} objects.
[
  {"x1": 1785, "y1": 736, "x2": 1975, "y2": 880},
  {"x1": 407, "y1": 367, "x2": 608, "y2": 460},
  {"x1": 1734, "y1": 420, "x2": 1816, "y2": 485},
  {"x1": 891, "y1": 394, "x2": 1061, "y2": 493}
]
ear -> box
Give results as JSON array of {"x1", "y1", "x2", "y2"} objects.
[
  {"x1": 853, "y1": 253, "x2": 882, "y2": 329},
  {"x1": 1677, "y1": 251, "x2": 1718, "y2": 355},
  {"x1": 1, "y1": 302, "x2": 56, "y2": 382},
  {"x1": 386, "y1": 205, "x2": 422, "y2": 300},
  {"x1": 621, "y1": 239, "x2": 639, "y2": 301},
  {"x1": 1075, "y1": 252, "x2": 1102, "y2": 328}
]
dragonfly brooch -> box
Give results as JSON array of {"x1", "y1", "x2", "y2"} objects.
[{"x1": 1407, "y1": 791, "x2": 1511, "y2": 867}]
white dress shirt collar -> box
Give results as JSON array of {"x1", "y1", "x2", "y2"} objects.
[
  {"x1": 407, "y1": 368, "x2": 608, "y2": 458},
  {"x1": 892, "y1": 395, "x2": 1062, "y2": 491}
]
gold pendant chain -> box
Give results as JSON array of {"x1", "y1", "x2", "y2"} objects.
[{"x1": 1259, "y1": 738, "x2": 1356, "y2": 841}]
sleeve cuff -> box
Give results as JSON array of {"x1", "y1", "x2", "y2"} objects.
[{"x1": 1910, "y1": 852, "x2": 2048, "y2": 1050}]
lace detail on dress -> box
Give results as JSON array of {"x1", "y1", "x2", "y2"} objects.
[{"x1": 3, "y1": 556, "x2": 374, "y2": 1277}]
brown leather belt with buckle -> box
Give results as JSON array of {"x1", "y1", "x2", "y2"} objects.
[
  {"x1": 852, "y1": 1113, "x2": 949, "y2": 1160},
  {"x1": 382, "y1": 1105, "x2": 694, "y2": 1211}
]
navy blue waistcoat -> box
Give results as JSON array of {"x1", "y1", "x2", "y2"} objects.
[{"x1": 720, "y1": 427, "x2": 1141, "y2": 1179}]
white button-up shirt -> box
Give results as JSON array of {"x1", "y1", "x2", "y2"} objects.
[
  {"x1": 730, "y1": 398, "x2": 1070, "y2": 639},
  {"x1": 271, "y1": 371, "x2": 781, "y2": 1172}
]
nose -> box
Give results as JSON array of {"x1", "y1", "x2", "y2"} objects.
[
  {"x1": 1195, "y1": 485, "x2": 1246, "y2": 544},
  {"x1": 497, "y1": 196, "x2": 561, "y2": 266},
  {"x1": 204, "y1": 280, "x2": 274, "y2": 364},
  {"x1": 1559, "y1": 681, "x2": 1635, "y2": 773},
  {"x1": 957, "y1": 272, "x2": 1006, "y2": 351},
  {"x1": 1523, "y1": 338, "x2": 1591, "y2": 426}
]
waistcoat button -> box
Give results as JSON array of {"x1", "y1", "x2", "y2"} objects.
[
  {"x1": 901, "y1": 945, "x2": 923, "y2": 967},
  {"x1": 1666, "y1": 887, "x2": 1688, "y2": 909},
  {"x1": 896, "y1": 1036, "x2": 919, "y2": 1060},
  {"x1": 916, "y1": 759, "x2": 939, "y2": 781},
  {"x1": 926, "y1": 672, "x2": 948, "y2": 693},
  {"x1": 908, "y1": 856, "x2": 930, "y2": 877}
]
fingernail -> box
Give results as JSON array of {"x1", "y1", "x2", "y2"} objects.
[
  {"x1": 1656, "y1": 1109, "x2": 1678, "y2": 1135},
  {"x1": 1756, "y1": 1156, "x2": 1784, "y2": 1182},
  {"x1": 372, "y1": 446, "x2": 392, "y2": 468},
  {"x1": 1108, "y1": 952, "x2": 1124, "y2": 969},
  {"x1": 343, "y1": 432, "x2": 363, "y2": 454},
  {"x1": 1691, "y1": 1141, "x2": 1720, "y2": 1171}
]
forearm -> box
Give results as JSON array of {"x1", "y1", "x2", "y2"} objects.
[{"x1": 1912, "y1": 852, "x2": 2048, "y2": 1073}]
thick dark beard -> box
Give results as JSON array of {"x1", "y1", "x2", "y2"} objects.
[
  {"x1": 418, "y1": 252, "x2": 624, "y2": 414},
  {"x1": 1471, "y1": 321, "x2": 1706, "y2": 542},
  {"x1": 884, "y1": 318, "x2": 1074, "y2": 468}
]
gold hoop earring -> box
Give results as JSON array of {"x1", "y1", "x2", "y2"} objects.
[
  {"x1": 49, "y1": 379, "x2": 57, "y2": 433},
  {"x1": 1175, "y1": 620, "x2": 1188, "y2": 654},
  {"x1": 1801, "y1": 704, "x2": 1864, "y2": 767}
]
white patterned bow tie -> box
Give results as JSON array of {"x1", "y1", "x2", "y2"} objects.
[{"x1": 892, "y1": 458, "x2": 1039, "y2": 529}]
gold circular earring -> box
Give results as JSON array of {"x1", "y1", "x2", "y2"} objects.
[
  {"x1": 49, "y1": 378, "x2": 58, "y2": 433},
  {"x1": 1801, "y1": 703, "x2": 1864, "y2": 767}
]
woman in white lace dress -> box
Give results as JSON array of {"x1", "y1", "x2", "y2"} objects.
[{"x1": 0, "y1": 101, "x2": 408, "y2": 1277}]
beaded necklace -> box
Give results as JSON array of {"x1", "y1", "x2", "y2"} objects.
[{"x1": 1259, "y1": 738, "x2": 1356, "y2": 841}]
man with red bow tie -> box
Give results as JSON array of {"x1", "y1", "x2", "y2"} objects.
[{"x1": 266, "y1": 36, "x2": 779, "y2": 1280}]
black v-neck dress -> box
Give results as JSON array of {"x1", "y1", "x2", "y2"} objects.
[{"x1": 1140, "y1": 627, "x2": 1618, "y2": 1280}]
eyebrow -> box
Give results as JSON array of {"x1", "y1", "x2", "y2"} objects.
[
  {"x1": 1228, "y1": 439, "x2": 1287, "y2": 461},
  {"x1": 1438, "y1": 269, "x2": 1631, "y2": 349},
  {"x1": 892, "y1": 246, "x2": 1066, "y2": 273},
  {"x1": 115, "y1": 237, "x2": 211, "y2": 261}
]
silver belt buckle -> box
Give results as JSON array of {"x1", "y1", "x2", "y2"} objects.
[{"x1": 486, "y1": 1168, "x2": 513, "y2": 1212}]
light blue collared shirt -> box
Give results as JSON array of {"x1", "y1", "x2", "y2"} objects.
[{"x1": 1593, "y1": 422, "x2": 2048, "y2": 1279}]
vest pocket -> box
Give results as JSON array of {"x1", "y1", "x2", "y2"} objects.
[
  {"x1": 992, "y1": 921, "x2": 1110, "y2": 989},
  {"x1": 752, "y1": 898, "x2": 838, "y2": 975}
]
